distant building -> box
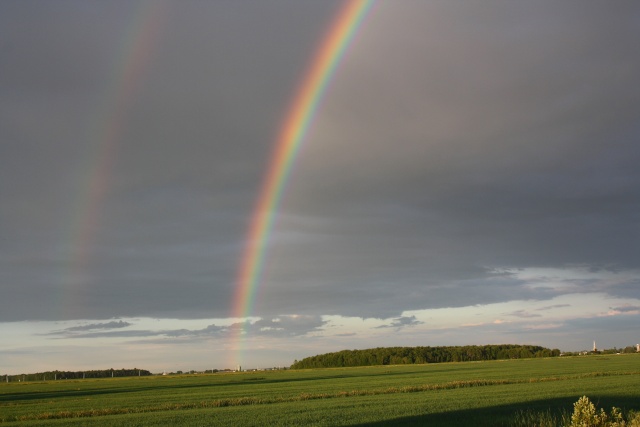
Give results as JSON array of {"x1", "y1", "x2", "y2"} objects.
[
  {"x1": 636, "y1": 344, "x2": 639, "y2": 352},
  {"x1": 593, "y1": 341, "x2": 597, "y2": 352}
]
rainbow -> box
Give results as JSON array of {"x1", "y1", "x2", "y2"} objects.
[
  {"x1": 63, "y1": 2, "x2": 168, "y2": 314},
  {"x1": 230, "y1": 0, "x2": 374, "y2": 361}
]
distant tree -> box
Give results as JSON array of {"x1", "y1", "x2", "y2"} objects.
[{"x1": 290, "y1": 344, "x2": 560, "y2": 369}]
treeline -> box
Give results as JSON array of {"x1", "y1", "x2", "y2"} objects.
[
  {"x1": 3, "y1": 368, "x2": 151, "y2": 382},
  {"x1": 290, "y1": 345, "x2": 561, "y2": 369}
]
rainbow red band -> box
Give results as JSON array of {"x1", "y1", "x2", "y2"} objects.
[
  {"x1": 64, "y1": 2, "x2": 168, "y2": 316},
  {"x1": 230, "y1": 0, "x2": 374, "y2": 363}
]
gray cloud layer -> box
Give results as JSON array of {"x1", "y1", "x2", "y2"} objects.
[
  {"x1": 1, "y1": 1, "x2": 639, "y2": 322},
  {"x1": 45, "y1": 316, "x2": 325, "y2": 340},
  {"x1": 62, "y1": 320, "x2": 132, "y2": 332}
]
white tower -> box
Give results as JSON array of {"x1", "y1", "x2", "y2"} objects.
[{"x1": 593, "y1": 341, "x2": 597, "y2": 352}]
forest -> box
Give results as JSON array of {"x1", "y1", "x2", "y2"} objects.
[
  {"x1": 3, "y1": 368, "x2": 151, "y2": 382},
  {"x1": 290, "y1": 344, "x2": 561, "y2": 369}
]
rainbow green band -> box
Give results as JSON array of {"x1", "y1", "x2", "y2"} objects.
[
  {"x1": 231, "y1": 0, "x2": 374, "y2": 364},
  {"x1": 63, "y1": 2, "x2": 167, "y2": 316}
]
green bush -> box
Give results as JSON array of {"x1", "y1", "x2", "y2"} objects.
[
  {"x1": 570, "y1": 396, "x2": 620, "y2": 426},
  {"x1": 512, "y1": 396, "x2": 640, "y2": 427}
]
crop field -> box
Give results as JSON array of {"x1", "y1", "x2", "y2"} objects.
[{"x1": 1, "y1": 354, "x2": 639, "y2": 426}]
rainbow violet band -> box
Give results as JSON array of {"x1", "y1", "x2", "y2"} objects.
[
  {"x1": 65, "y1": 2, "x2": 168, "y2": 316},
  {"x1": 230, "y1": 0, "x2": 375, "y2": 364}
]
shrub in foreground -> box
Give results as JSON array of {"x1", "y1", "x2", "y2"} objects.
[
  {"x1": 569, "y1": 396, "x2": 640, "y2": 427},
  {"x1": 513, "y1": 396, "x2": 640, "y2": 427}
]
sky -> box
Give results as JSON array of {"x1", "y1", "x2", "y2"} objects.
[{"x1": 2, "y1": 0, "x2": 640, "y2": 374}]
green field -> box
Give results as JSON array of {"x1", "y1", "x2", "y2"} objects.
[{"x1": 1, "y1": 354, "x2": 639, "y2": 426}]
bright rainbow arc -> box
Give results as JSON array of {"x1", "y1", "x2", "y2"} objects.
[{"x1": 231, "y1": 0, "x2": 374, "y2": 357}]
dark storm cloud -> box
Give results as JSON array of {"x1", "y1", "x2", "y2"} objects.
[
  {"x1": 261, "y1": 1, "x2": 640, "y2": 317},
  {"x1": 0, "y1": 1, "x2": 341, "y2": 321},
  {"x1": 1, "y1": 1, "x2": 640, "y2": 323}
]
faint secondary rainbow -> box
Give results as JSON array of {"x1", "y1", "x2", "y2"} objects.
[
  {"x1": 62, "y1": 1, "x2": 167, "y2": 315},
  {"x1": 230, "y1": 0, "x2": 374, "y2": 360}
]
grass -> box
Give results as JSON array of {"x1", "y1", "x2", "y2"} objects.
[{"x1": 1, "y1": 354, "x2": 638, "y2": 426}]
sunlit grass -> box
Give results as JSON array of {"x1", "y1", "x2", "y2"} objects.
[{"x1": 1, "y1": 354, "x2": 638, "y2": 426}]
